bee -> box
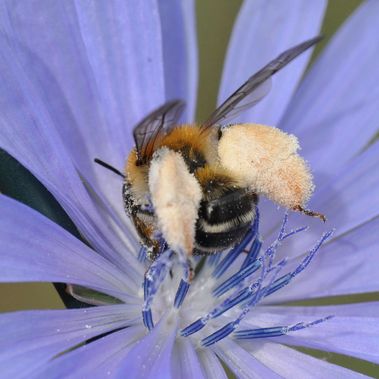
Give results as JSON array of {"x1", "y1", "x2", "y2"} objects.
[{"x1": 95, "y1": 36, "x2": 325, "y2": 262}]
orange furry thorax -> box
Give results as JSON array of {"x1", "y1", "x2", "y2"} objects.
[
  {"x1": 158, "y1": 124, "x2": 219, "y2": 165},
  {"x1": 157, "y1": 124, "x2": 208, "y2": 152},
  {"x1": 126, "y1": 124, "x2": 218, "y2": 176}
]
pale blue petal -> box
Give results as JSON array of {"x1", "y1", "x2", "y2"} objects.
[
  {"x1": 0, "y1": 31, "x2": 142, "y2": 277},
  {"x1": 0, "y1": 1, "x2": 165, "y2": 235},
  {"x1": 114, "y1": 318, "x2": 177, "y2": 379},
  {"x1": 302, "y1": 140, "x2": 379, "y2": 248},
  {"x1": 0, "y1": 0, "x2": 165, "y2": 161},
  {"x1": 0, "y1": 305, "x2": 137, "y2": 379},
  {"x1": 198, "y1": 350, "x2": 228, "y2": 379},
  {"x1": 250, "y1": 303, "x2": 379, "y2": 364},
  {"x1": 245, "y1": 341, "x2": 370, "y2": 378},
  {"x1": 31, "y1": 326, "x2": 144, "y2": 379},
  {"x1": 260, "y1": 302, "x2": 379, "y2": 318},
  {"x1": 267, "y1": 216, "x2": 379, "y2": 302},
  {"x1": 171, "y1": 339, "x2": 206, "y2": 379},
  {"x1": 0, "y1": 195, "x2": 141, "y2": 298},
  {"x1": 214, "y1": 340, "x2": 282, "y2": 379},
  {"x1": 218, "y1": 0, "x2": 326, "y2": 125},
  {"x1": 280, "y1": 0, "x2": 379, "y2": 186},
  {"x1": 264, "y1": 141, "x2": 379, "y2": 256},
  {"x1": 158, "y1": 0, "x2": 198, "y2": 122}
]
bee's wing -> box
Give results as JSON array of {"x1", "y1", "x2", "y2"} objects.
[
  {"x1": 201, "y1": 36, "x2": 322, "y2": 131},
  {"x1": 133, "y1": 100, "x2": 185, "y2": 164}
]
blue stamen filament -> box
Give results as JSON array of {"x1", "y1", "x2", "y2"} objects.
[
  {"x1": 142, "y1": 249, "x2": 173, "y2": 329},
  {"x1": 240, "y1": 238, "x2": 262, "y2": 270},
  {"x1": 173, "y1": 256, "x2": 193, "y2": 308},
  {"x1": 207, "y1": 253, "x2": 221, "y2": 267},
  {"x1": 213, "y1": 257, "x2": 262, "y2": 297},
  {"x1": 138, "y1": 246, "x2": 146, "y2": 262},
  {"x1": 140, "y1": 211, "x2": 334, "y2": 348},
  {"x1": 202, "y1": 252, "x2": 288, "y2": 347},
  {"x1": 142, "y1": 309, "x2": 154, "y2": 330},
  {"x1": 234, "y1": 315, "x2": 335, "y2": 340},
  {"x1": 174, "y1": 279, "x2": 191, "y2": 308},
  {"x1": 212, "y1": 228, "x2": 256, "y2": 279}
]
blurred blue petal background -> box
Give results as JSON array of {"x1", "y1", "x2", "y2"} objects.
[{"x1": 2, "y1": 0, "x2": 378, "y2": 376}]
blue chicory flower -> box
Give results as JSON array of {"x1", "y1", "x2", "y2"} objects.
[{"x1": 0, "y1": 1, "x2": 379, "y2": 378}]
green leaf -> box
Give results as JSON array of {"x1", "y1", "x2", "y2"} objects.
[{"x1": 0, "y1": 148, "x2": 90, "y2": 309}]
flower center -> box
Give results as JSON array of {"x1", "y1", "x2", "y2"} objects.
[{"x1": 140, "y1": 210, "x2": 334, "y2": 347}]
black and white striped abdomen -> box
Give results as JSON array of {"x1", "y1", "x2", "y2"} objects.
[{"x1": 194, "y1": 188, "x2": 257, "y2": 255}]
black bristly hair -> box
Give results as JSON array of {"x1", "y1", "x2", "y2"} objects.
[{"x1": 94, "y1": 158, "x2": 125, "y2": 178}]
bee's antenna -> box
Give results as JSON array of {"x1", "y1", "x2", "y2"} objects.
[{"x1": 94, "y1": 158, "x2": 125, "y2": 178}]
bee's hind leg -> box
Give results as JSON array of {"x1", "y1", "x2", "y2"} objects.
[
  {"x1": 187, "y1": 257, "x2": 195, "y2": 282},
  {"x1": 293, "y1": 205, "x2": 326, "y2": 222}
]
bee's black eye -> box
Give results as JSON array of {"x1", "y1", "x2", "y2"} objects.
[
  {"x1": 217, "y1": 128, "x2": 222, "y2": 140},
  {"x1": 180, "y1": 146, "x2": 206, "y2": 173}
]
